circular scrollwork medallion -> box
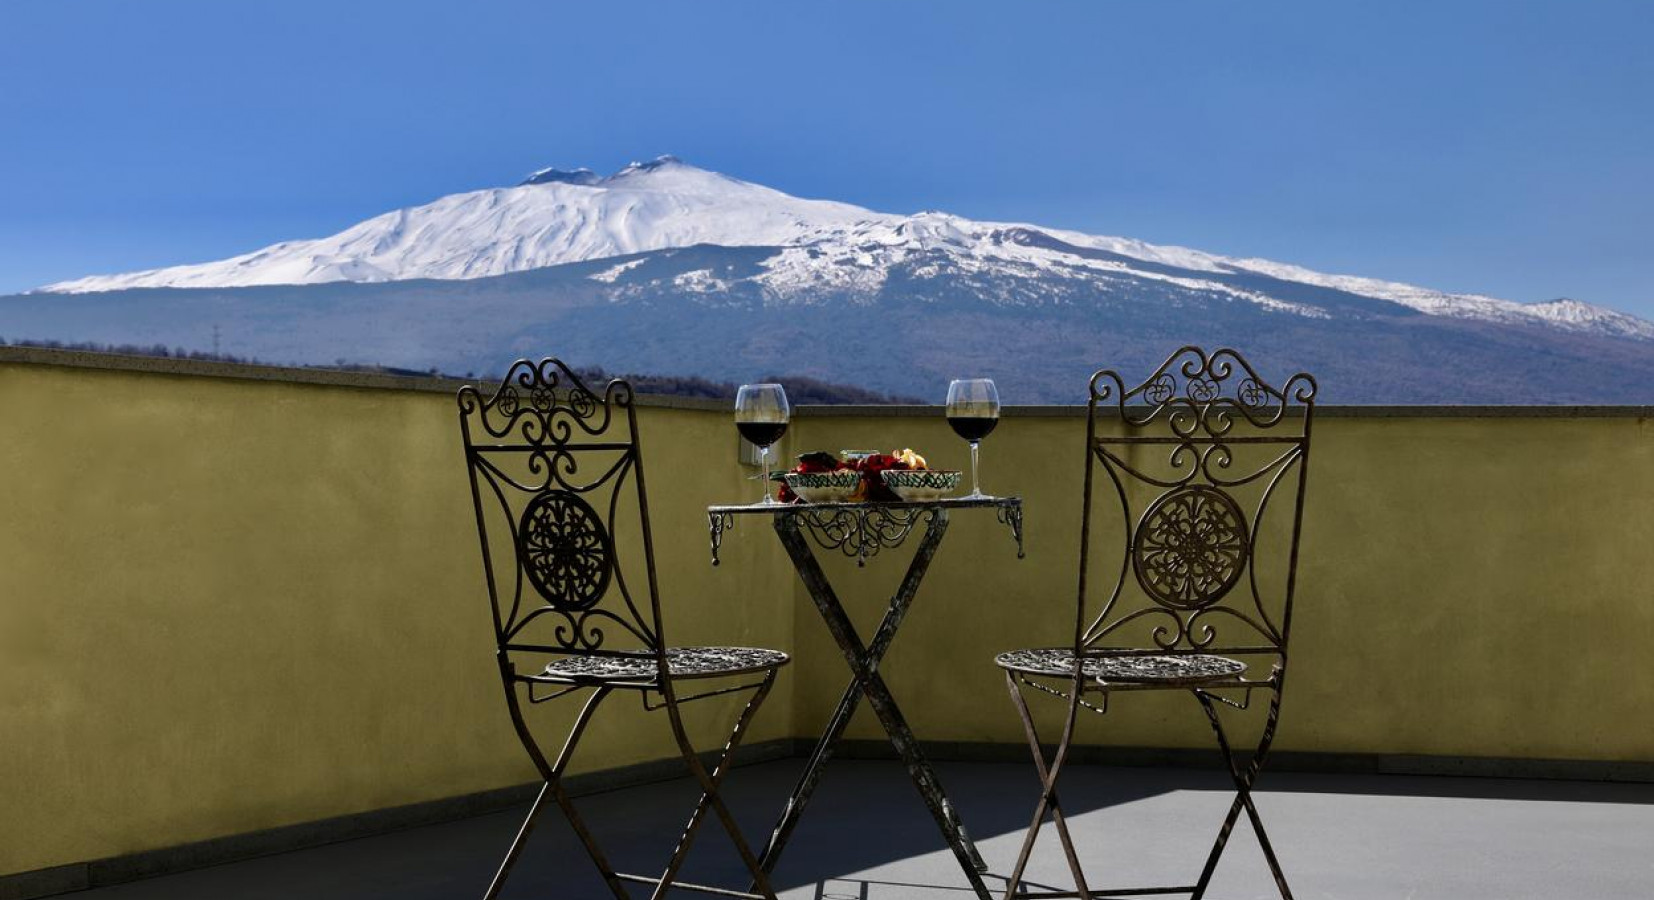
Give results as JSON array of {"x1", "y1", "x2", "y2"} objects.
[
  {"x1": 519, "y1": 492, "x2": 612, "y2": 610},
  {"x1": 1132, "y1": 485, "x2": 1249, "y2": 609}
]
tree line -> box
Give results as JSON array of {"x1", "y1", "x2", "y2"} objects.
[{"x1": 0, "y1": 338, "x2": 920, "y2": 404}]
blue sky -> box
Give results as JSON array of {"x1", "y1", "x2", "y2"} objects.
[{"x1": 2, "y1": 0, "x2": 1651, "y2": 314}]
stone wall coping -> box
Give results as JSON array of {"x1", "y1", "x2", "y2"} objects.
[{"x1": 4, "y1": 346, "x2": 1650, "y2": 419}]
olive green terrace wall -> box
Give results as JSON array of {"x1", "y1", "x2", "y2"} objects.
[
  {"x1": 786, "y1": 406, "x2": 1654, "y2": 765},
  {"x1": 3, "y1": 349, "x2": 1652, "y2": 884},
  {"x1": 0, "y1": 353, "x2": 798, "y2": 880}
]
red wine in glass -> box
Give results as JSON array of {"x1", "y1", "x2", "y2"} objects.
[
  {"x1": 734, "y1": 384, "x2": 791, "y2": 505},
  {"x1": 947, "y1": 415, "x2": 998, "y2": 442},
  {"x1": 736, "y1": 420, "x2": 788, "y2": 448},
  {"x1": 946, "y1": 378, "x2": 1000, "y2": 499}
]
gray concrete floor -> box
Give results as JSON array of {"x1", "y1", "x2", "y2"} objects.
[{"x1": 71, "y1": 759, "x2": 1654, "y2": 899}]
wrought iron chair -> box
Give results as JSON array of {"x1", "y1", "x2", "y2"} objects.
[
  {"x1": 458, "y1": 358, "x2": 790, "y2": 900},
  {"x1": 995, "y1": 346, "x2": 1316, "y2": 900}
]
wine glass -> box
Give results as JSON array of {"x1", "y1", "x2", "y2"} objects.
[
  {"x1": 946, "y1": 378, "x2": 1000, "y2": 500},
  {"x1": 735, "y1": 383, "x2": 791, "y2": 506}
]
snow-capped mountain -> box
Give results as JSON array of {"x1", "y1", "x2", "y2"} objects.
[
  {"x1": 40, "y1": 157, "x2": 876, "y2": 292},
  {"x1": 10, "y1": 157, "x2": 1654, "y2": 403},
  {"x1": 37, "y1": 156, "x2": 1654, "y2": 343}
]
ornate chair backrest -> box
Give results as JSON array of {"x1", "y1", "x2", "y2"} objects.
[
  {"x1": 1078, "y1": 347, "x2": 1316, "y2": 665},
  {"x1": 458, "y1": 359, "x2": 663, "y2": 674}
]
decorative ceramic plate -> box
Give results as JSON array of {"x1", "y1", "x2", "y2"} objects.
[
  {"x1": 880, "y1": 469, "x2": 962, "y2": 501},
  {"x1": 784, "y1": 469, "x2": 862, "y2": 503}
]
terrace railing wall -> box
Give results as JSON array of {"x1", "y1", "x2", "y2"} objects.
[{"x1": 3, "y1": 347, "x2": 1651, "y2": 890}]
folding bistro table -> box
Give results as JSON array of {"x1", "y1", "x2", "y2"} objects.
[{"x1": 708, "y1": 497, "x2": 1024, "y2": 899}]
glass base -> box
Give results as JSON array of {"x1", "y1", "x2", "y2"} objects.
[{"x1": 962, "y1": 488, "x2": 995, "y2": 501}]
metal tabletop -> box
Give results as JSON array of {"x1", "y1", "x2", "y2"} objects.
[{"x1": 708, "y1": 496, "x2": 1023, "y2": 566}]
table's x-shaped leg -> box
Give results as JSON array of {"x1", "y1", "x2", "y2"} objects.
[{"x1": 760, "y1": 510, "x2": 992, "y2": 899}]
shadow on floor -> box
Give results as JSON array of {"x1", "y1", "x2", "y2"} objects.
[{"x1": 70, "y1": 758, "x2": 1654, "y2": 900}]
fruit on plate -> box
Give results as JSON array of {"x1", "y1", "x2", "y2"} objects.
[
  {"x1": 774, "y1": 449, "x2": 932, "y2": 503},
  {"x1": 848, "y1": 451, "x2": 920, "y2": 502}
]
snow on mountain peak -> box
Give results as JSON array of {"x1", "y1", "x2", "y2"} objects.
[
  {"x1": 520, "y1": 166, "x2": 600, "y2": 187},
  {"x1": 1216, "y1": 259, "x2": 1654, "y2": 339},
  {"x1": 30, "y1": 160, "x2": 1654, "y2": 343},
  {"x1": 1520, "y1": 297, "x2": 1654, "y2": 339},
  {"x1": 521, "y1": 157, "x2": 703, "y2": 187},
  {"x1": 40, "y1": 158, "x2": 880, "y2": 293},
  {"x1": 612, "y1": 154, "x2": 685, "y2": 176}
]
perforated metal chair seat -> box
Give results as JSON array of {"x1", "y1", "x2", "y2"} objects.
[
  {"x1": 996, "y1": 647, "x2": 1247, "y2": 686},
  {"x1": 536, "y1": 647, "x2": 790, "y2": 684}
]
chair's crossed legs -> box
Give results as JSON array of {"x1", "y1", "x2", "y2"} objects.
[
  {"x1": 485, "y1": 672, "x2": 781, "y2": 900},
  {"x1": 1191, "y1": 689, "x2": 1291, "y2": 900},
  {"x1": 1003, "y1": 670, "x2": 1091, "y2": 899},
  {"x1": 1001, "y1": 675, "x2": 1294, "y2": 900}
]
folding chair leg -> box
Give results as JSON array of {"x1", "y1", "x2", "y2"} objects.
[
  {"x1": 483, "y1": 781, "x2": 553, "y2": 900},
  {"x1": 1005, "y1": 672, "x2": 1092, "y2": 900},
  {"x1": 654, "y1": 672, "x2": 780, "y2": 900},
  {"x1": 1191, "y1": 690, "x2": 1293, "y2": 900},
  {"x1": 1004, "y1": 675, "x2": 1085, "y2": 900},
  {"x1": 488, "y1": 684, "x2": 630, "y2": 900}
]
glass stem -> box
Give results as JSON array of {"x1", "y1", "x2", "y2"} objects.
[
  {"x1": 970, "y1": 440, "x2": 981, "y2": 497},
  {"x1": 761, "y1": 444, "x2": 772, "y2": 504}
]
